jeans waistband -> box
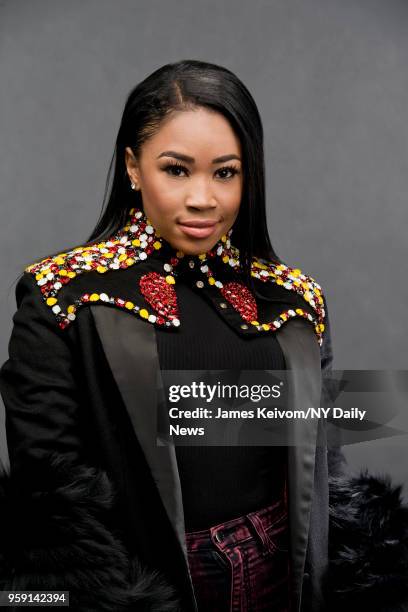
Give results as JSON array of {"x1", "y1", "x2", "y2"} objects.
[{"x1": 185, "y1": 494, "x2": 287, "y2": 548}]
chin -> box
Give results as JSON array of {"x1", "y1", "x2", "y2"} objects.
[
  {"x1": 170, "y1": 234, "x2": 219, "y2": 256},
  {"x1": 176, "y1": 243, "x2": 211, "y2": 256}
]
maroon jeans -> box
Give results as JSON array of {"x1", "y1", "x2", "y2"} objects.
[{"x1": 185, "y1": 479, "x2": 291, "y2": 612}]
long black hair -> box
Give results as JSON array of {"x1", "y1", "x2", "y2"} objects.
[
  {"x1": 23, "y1": 59, "x2": 282, "y2": 290},
  {"x1": 91, "y1": 59, "x2": 282, "y2": 288}
]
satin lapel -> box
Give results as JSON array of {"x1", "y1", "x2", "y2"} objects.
[
  {"x1": 90, "y1": 306, "x2": 188, "y2": 561},
  {"x1": 275, "y1": 319, "x2": 322, "y2": 612}
]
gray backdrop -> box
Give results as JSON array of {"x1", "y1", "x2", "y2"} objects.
[{"x1": 1, "y1": 0, "x2": 407, "y2": 494}]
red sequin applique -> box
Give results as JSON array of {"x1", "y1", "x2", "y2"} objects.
[
  {"x1": 220, "y1": 281, "x2": 258, "y2": 323},
  {"x1": 139, "y1": 271, "x2": 179, "y2": 322}
]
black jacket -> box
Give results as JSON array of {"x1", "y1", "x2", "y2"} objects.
[{"x1": 0, "y1": 208, "x2": 407, "y2": 611}]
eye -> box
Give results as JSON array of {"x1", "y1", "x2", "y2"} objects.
[
  {"x1": 161, "y1": 161, "x2": 188, "y2": 177},
  {"x1": 215, "y1": 165, "x2": 241, "y2": 180},
  {"x1": 160, "y1": 162, "x2": 241, "y2": 180}
]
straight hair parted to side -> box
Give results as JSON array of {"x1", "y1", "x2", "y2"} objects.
[{"x1": 22, "y1": 59, "x2": 283, "y2": 292}]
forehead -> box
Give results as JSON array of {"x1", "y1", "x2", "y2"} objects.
[{"x1": 142, "y1": 108, "x2": 242, "y2": 158}]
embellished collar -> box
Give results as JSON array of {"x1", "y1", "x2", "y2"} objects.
[{"x1": 25, "y1": 207, "x2": 326, "y2": 345}]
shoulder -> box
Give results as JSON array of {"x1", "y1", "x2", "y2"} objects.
[
  {"x1": 3, "y1": 272, "x2": 74, "y2": 367},
  {"x1": 251, "y1": 255, "x2": 327, "y2": 343},
  {"x1": 22, "y1": 234, "x2": 124, "y2": 330},
  {"x1": 22, "y1": 224, "x2": 157, "y2": 330},
  {"x1": 251, "y1": 256, "x2": 324, "y2": 297}
]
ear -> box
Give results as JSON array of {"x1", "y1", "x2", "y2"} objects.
[{"x1": 125, "y1": 146, "x2": 141, "y2": 187}]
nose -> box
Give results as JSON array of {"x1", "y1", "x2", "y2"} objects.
[
  {"x1": 184, "y1": 177, "x2": 217, "y2": 210},
  {"x1": 185, "y1": 201, "x2": 217, "y2": 213}
]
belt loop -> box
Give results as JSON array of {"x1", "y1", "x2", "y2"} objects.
[{"x1": 246, "y1": 513, "x2": 275, "y2": 554}]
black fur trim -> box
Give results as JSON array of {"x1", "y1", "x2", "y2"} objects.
[
  {"x1": 0, "y1": 453, "x2": 182, "y2": 611},
  {"x1": 327, "y1": 469, "x2": 408, "y2": 611}
]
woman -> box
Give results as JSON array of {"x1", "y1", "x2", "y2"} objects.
[{"x1": 0, "y1": 60, "x2": 407, "y2": 612}]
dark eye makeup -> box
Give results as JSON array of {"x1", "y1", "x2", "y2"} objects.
[{"x1": 160, "y1": 161, "x2": 241, "y2": 180}]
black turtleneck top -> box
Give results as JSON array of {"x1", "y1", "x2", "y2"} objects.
[{"x1": 155, "y1": 267, "x2": 288, "y2": 532}]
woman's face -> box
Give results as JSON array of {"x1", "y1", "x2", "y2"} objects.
[{"x1": 125, "y1": 107, "x2": 243, "y2": 255}]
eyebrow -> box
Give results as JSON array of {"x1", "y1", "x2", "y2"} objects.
[{"x1": 156, "y1": 150, "x2": 241, "y2": 164}]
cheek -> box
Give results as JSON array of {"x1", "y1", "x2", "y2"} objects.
[
  {"x1": 226, "y1": 190, "x2": 242, "y2": 218},
  {"x1": 143, "y1": 174, "x2": 181, "y2": 209},
  {"x1": 226, "y1": 179, "x2": 243, "y2": 207},
  {"x1": 140, "y1": 179, "x2": 173, "y2": 217}
]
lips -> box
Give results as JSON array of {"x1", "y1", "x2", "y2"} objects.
[
  {"x1": 177, "y1": 219, "x2": 219, "y2": 239},
  {"x1": 178, "y1": 220, "x2": 218, "y2": 228}
]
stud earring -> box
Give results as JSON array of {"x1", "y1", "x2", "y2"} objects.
[{"x1": 129, "y1": 175, "x2": 140, "y2": 190}]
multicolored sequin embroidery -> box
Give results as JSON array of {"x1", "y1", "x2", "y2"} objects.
[{"x1": 25, "y1": 207, "x2": 326, "y2": 344}]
